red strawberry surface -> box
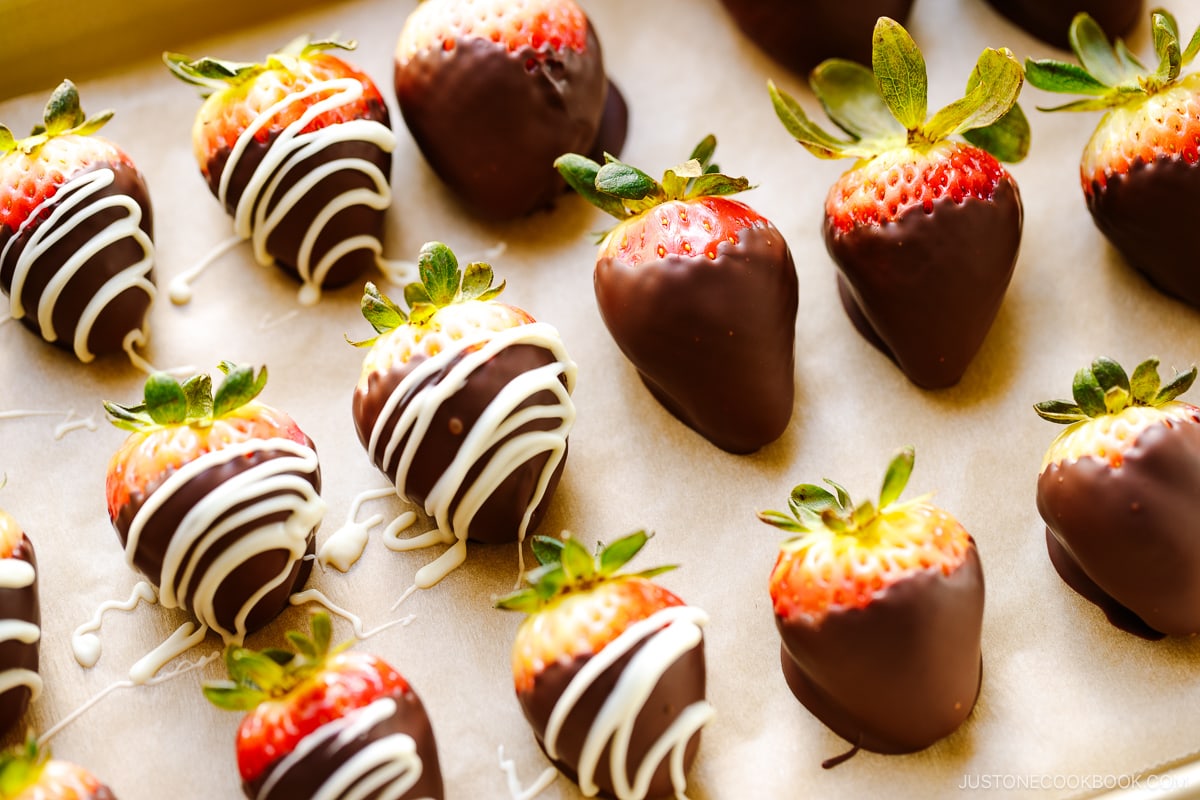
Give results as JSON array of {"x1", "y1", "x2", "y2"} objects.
[
  {"x1": 1027, "y1": 11, "x2": 1200, "y2": 309},
  {"x1": 0, "y1": 741, "x2": 114, "y2": 800},
  {"x1": 396, "y1": 0, "x2": 589, "y2": 60},
  {"x1": 497, "y1": 532, "x2": 712, "y2": 800},
  {"x1": 759, "y1": 447, "x2": 984, "y2": 758},
  {"x1": 771, "y1": 17, "x2": 1027, "y2": 389},
  {"x1": 204, "y1": 613, "x2": 443, "y2": 799},
  {"x1": 556, "y1": 135, "x2": 798, "y2": 454}
]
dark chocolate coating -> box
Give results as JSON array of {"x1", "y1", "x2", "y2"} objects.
[
  {"x1": 0, "y1": 161, "x2": 154, "y2": 358},
  {"x1": 981, "y1": 0, "x2": 1142, "y2": 50},
  {"x1": 394, "y1": 26, "x2": 611, "y2": 221},
  {"x1": 0, "y1": 534, "x2": 39, "y2": 736},
  {"x1": 718, "y1": 0, "x2": 915, "y2": 74},
  {"x1": 111, "y1": 441, "x2": 320, "y2": 636},
  {"x1": 777, "y1": 546, "x2": 984, "y2": 755},
  {"x1": 827, "y1": 177, "x2": 1022, "y2": 389},
  {"x1": 353, "y1": 343, "x2": 568, "y2": 545},
  {"x1": 1085, "y1": 156, "x2": 1200, "y2": 310},
  {"x1": 518, "y1": 628, "x2": 706, "y2": 799},
  {"x1": 1037, "y1": 416, "x2": 1200, "y2": 636},
  {"x1": 594, "y1": 222, "x2": 798, "y2": 454},
  {"x1": 246, "y1": 688, "x2": 443, "y2": 800},
  {"x1": 205, "y1": 99, "x2": 391, "y2": 290}
]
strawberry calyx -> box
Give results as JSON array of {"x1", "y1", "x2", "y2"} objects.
[
  {"x1": 495, "y1": 530, "x2": 676, "y2": 614},
  {"x1": 0, "y1": 738, "x2": 49, "y2": 797},
  {"x1": 349, "y1": 241, "x2": 505, "y2": 348},
  {"x1": 769, "y1": 17, "x2": 1029, "y2": 165},
  {"x1": 104, "y1": 362, "x2": 269, "y2": 433},
  {"x1": 164, "y1": 35, "x2": 357, "y2": 98},
  {"x1": 0, "y1": 80, "x2": 113, "y2": 157},
  {"x1": 1025, "y1": 11, "x2": 1200, "y2": 112},
  {"x1": 1034, "y1": 356, "x2": 1197, "y2": 425},
  {"x1": 554, "y1": 134, "x2": 752, "y2": 226}
]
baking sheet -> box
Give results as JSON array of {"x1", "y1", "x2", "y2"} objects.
[{"x1": 2, "y1": 0, "x2": 1200, "y2": 798}]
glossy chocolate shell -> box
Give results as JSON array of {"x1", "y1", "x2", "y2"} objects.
[
  {"x1": 0, "y1": 533, "x2": 39, "y2": 736},
  {"x1": 981, "y1": 0, "x2": 1142, "y2": 50}
]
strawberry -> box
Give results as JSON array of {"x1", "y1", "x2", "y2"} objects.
[
  {"x1": 717, "y1": 0, "x2": 914, "y2": 75},
  {"x1": 1035, "y1": 356, "x2": 1200, "y2": 638},
  {"x1": 770, "y1": 17, "x2": 1028, "y2": 389},
  {"x1": 103, "y1": 362, "x2": 324, "y2": 648},
  {"x1": 0, "y1": 508, "x2": 39, "y2": 737},
  {"x1": 758, "y1": 447, "x2": 984, "y2": 759},
  {"x1": 983, "y1": 0, "x2": 1141, "y2": 50},
  {"x1": 555, "y1": 135, "x2": 798, "y2": 454},
  {"x1": 393, "y1": 0, "x2": 625, "y2": 220},
  {"x1": 1025, "y1": 11, "x2": 1200, "y2": 309},
  {"x1": 203, "y1": 612, "x2": 442, "y2": 799},
  {"x1": 0, "y1": 80, "x2": 155, "y2": 363},
  {"x1": 496, "y1": 531, "x2": 712, "y2": 800},
  {"x1": 166, "y1": 37, "x2": 394, "y2": 304},
  {"x1": 0, "y1": 741, "x2": 113, "y2": 800},
  {"x1": 350, "y1": 242, "x2": 575, "y2": 585}
]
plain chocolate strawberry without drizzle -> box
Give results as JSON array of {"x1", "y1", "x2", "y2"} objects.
[
  {"x1": 771, "y1": 17, "x2": 1028, "y2": 389},
  {"x1": 1026, "y1": 11, "x2": 1200, "y2": 310},
  {"x1": 982, "y1": 0, "x2": 1141, "y2": 51},
  {"x1": 556, "y1": 135, "x2": 798, "y2": 454},
  {"x1": 1035, "y1": 356, "x2": 1200, "y2": 638}
]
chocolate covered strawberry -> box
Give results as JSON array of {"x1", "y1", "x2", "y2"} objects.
[
  {"x1": 350, "y1": 242, "x2": 575, "y2": 585},
  {"x1": 1026, "y1": 11, "x2": 1200, "y2": 309},
  {"x1": 0, "y1": 508, "x2": 38, "y2": 737},
  {"x1": 0, "y1": 741, "x2": 115, "y2": 800},
  {"x1": 555, "y1": 135, "x2": 798, "y2": 453},
  {"x1": 496, "y1": 531, "x2": 713, "y2": 800},
  {"x1": 983, "y1": 0, "x2": 1141, "y2": 50},
  {"x1": 758, "y1": 447, "x2": 984, "y2": 758},
  {"x1": 204, "y1": 612, "x2": 442, "y2": 799},
  {"x1": 1, "y1": 80, "x2": 155, "y2": 363},
  {"x1": 770, "y1": 17, "x2": 1028, "y2": 389},
  {"x1": 103, "y1": 363, "x2": 324, "y2": 653},
  {"x1": 166, "y1": 37, "x2": 394, "y2": 305},
  {"x1": 1035, "y1": 356, "x2": 1200, "y2": 638},
  {"x1": 393, "y1": 0, "x2": 625, "y2": 221}
]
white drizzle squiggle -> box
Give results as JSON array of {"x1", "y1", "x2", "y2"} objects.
[
  {"x1": 543, "y1": 606, "x2": 713, "y2": 800},
  {"x1": 367, "y1": 322, "x2": 576, "y2": 587},
  {"x1": 0, "y1": 409, "x2": 97, "y2": 440},
  {"x1": 1, "y1": 167, "x2": 155, "y2": 362},
  {"x1": 0, "y1": 517, "x2": 40, "y2": 703},
  {"x1": 218, "y1": 77, "x2": 395, "y2": 306},
  {"x1": 256, "y1": 696, "x2": 431, "y2": 800}
]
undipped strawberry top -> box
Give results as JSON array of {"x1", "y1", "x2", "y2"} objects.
[
  {"x1": 0, "y1": 740, "x2": 115, "y2": 800},
  {"x1": 166, "y1": 37, "x2": 394, "y2": 305},
  {"x1": 0, "y1": 80, "x2": 156, "y2": 363},
  {"x1": 0, "y1": 507, "x2": 39, "y2": 737},
  {"x1": 770, "y1": 17, "x2": 1028, "y2": 389},
  {"x1": 1026, "y1": 10, "x2": 1200, "y2": 310}
]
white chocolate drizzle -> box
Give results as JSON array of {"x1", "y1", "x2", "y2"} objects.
[
  {"x1": 498, "y1": 745, "x2": 558, "y2": 800},
  {"x1": 0, "y1": 409, "x2": 98, "y2": 440},
  {"x1": 1, "y1": 167, "x2": 156, "y2": 362},
  {"x1": 317, "y1": 486, "x2": 397, "y2": 572},
  {"x1": 366, "y1": 321, "x2": 576, "y2": 587},
  {"x1": 543, "y1": 606, "x2": 713, "y2": 800},
  {"x1": 289, "y1": 589, "x2": 414, "y2": 642},
  {"x1": 0, "y1": 520, "x2": 41, "y2": 704}
]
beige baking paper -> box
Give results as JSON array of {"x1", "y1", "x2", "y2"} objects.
[{"x1": 2, "y1": 1, "x2": 1199, "y2": 798}]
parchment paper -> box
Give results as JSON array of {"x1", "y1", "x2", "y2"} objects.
[{"x1": 2, "y1": 1, "x2": 1199, "y2": 798}]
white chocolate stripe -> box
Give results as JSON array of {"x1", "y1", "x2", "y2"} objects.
[
  {"x1": 0, "y1": 549, "x2": 40, "y2": 704},
  {"x1": 543, "y1": 606, "x2": 712, "y2": 800},
  {"x1": 219, "y1": 77, "x2": 395, "y2": 304},
  {"x1": 2, "y1": 167, "x2": 155, "y2": 362},
  {"x1": 0, "y1": 668, "x2": 41, "y2": 701},
  {"x1": 123, "y1": 437, "x2": 325, "y2": 643},
  {"x1": 0, "y1": 559, "x2": 34, "y2": 589},
  {"x1": 0, "y1": 620, "x2": 39, "y2": 644}
]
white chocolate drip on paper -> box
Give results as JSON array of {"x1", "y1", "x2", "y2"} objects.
[
  {"x1": 498, "y1": 745, "x2": 558, "y2": 800},
  {"x1": 317, "y1": 486, "x2": 397, "y2": 572},
  {"x1": 0, "y1": 409, "x2": 97, "y2": 439},
  {"x1": 168, "y1": 235, "x2": 242, "y2": 305},
  {"x1": 289, "y1": 589, "x2": 414, "y2": 642},
  {"x1": 543, "y1": 606, "x2": 713, "y2": 800},
  {"x1": 366, "y1": 321, "x2": 576, "y2": 588},
  {"x1": 1, "y1": 167, "x2": 156, "y2": 362}
]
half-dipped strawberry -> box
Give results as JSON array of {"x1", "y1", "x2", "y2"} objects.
[
  {"x1": 166, "y1": 37, "x2": 394, "y2": 304},
  {"x1": 1026, "y1": 11, "x2": 1200, "y2": 309},
  {"x1": 758, "y1": 447, "x2": 984, "y2": 758},
  {"x1": 0, "y1": 741, "x2": 114, "y2": 800},
  {"x1": 983, "y1": 0, "x2": 1141, "y2": 50},
  {"x1": 496, "y1": 531, "x2": 713, "y2": 800},
  {"x1": 0, "y1": 80, "x2": 155, "y2": 362},
  {"x1": 104, "y1": 363, "x2": 324, "y2": 647},
  {"x1": 204, "y1": 612, "x2": 443, "y2": 799},
  {"x1": 0, "y1": 508, "x2": 38, "y2": 737},
  {"x1": 771, "y1": 17, "x2": 1028, "y2": 389},
  {"x1": 1035, "y1": 356, "x2": 1200, "y2": 638},
  {"x1": 556, "y1": 135, "x2": 798, "y2": 453},
  {"x1": 350, "y1": 242, "x2": 575, "y2": 585},
  {"x1": 394, "y1": 0, "x2": 625, "y2": 220}
]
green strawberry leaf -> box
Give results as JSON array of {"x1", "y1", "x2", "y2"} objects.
[
  {"x1": 418, "y1": 242, "x2": 460, "y2": 307},
  {"x1": 1152, "y1": 10, "x2": 1183, "y2": 84},
  {"x1": 1033, "y1": 399, "x2": 1088, "y2": 424},
  {"x1": 872, "y1": 16, "x2": 928, "y2": 132},
  {"x1": 1115, "y1": 39, "x2": 1147, "y2": 74},
  {"x1": 404, "y1": 282, "x2": 433, "y2": 309},
  {"x1": 1068, "y1": 12, "x2": 1127, "y2": 87},
  {"x1": 689, "y1": 135, "x2": 717, "y2": 171},
  {"x1": 686, "y1": 172, "x2": 751, "y2": 198},
  {"x1": 810, "y1": 58, "x2": 903, "y2": 141},
  {"x1": 144, "y1": 373, "x2": 188, "y2": 425},
  {"x1": 1183, "y1": 20, "x2": 1200, "y2": 66},
  {"x1": 662, "y1": 168, "x2": 687, "y2": 199},
  {"x1": 1155, "y1": 365, "x2": 1198, "y2": 403},
  {"x1": 1024, "y1": 58, "x2": 1111, "y2": 95},
  {"x1": 559, "y1": 537, "x2": 595, "y2": 582},
  {"x1": 492, "y1": 586, "x2": 542, "y2": 613},
  {"x1": 598, "y1": 530, "x2": 649, "y2": 576},
  {"x1": 42, "y1": 80, "x2": 85, "y2": 135},
  {"x1": 554, "y1": 153, "x2": 627, "y2": 219},
  {"x1": 963, "y1": 103, "x2": 1030, "y2": 163},
  {"x1": 756, "y1": 509, "x2": 808, "y2": 533},
  {"x1": 461, "y1": 261, "x2": 495, "y2": 301},
  {"x1": 0, "y1": 126, "x2": 14, "y2": 153},
  {"x1": 924, "y1": 48, "x2": 1024, "y2": 142},
  {"x1": 359, "y1": 282, "x2": 406, "y2": 335},
  {"x1": 768, "y1": 80, "x2": 864, "y2": 159},
  {"x1": 213, "y1": 364, "x2": 267, "y2": 418},
  {"x1": 183, "y1": 374, "x2": 213, "y2": 420},
  {"x1": 1130, "y1": 357, "x2": 1162, "y2": 403},
  {"x1": 1090, "y1": 357, "x2": 1131, "y2": 394},
  {"x1": 1072, "y1": 366, "x2": 1108, "y2": 417},
  {"x1": 530, "y1": 535, "x2": 565, "y2": 567},
  {"x1": 878, "y1": 446, "x2": 914, "y2": 509},
  {"x1": 595, "y1": 161, "x2": 661, "y2": 200}
]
